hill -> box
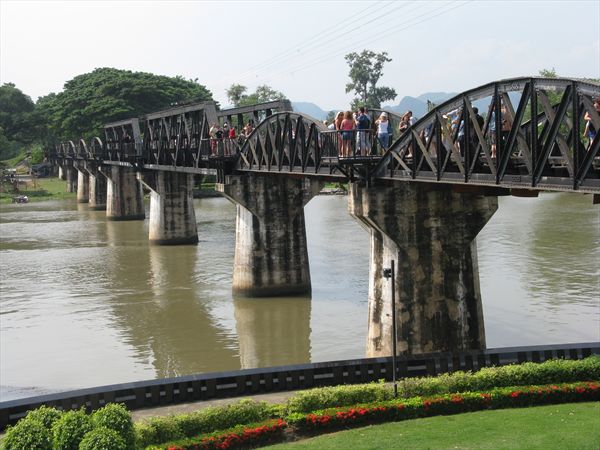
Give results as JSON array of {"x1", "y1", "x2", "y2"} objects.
[
  {"x1": 291, "y1": 102, "x2": 334, "y2": 121},
  {"x1": 291, "y1": 92, "x2": 459, "y2": 122},
  {"x1": 385, "y1": 92, "x2": 457, "y2": 118}
]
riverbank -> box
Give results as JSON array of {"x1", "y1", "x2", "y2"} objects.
[
  {"x1": 0, "y1": 179, "x2": 348, "y2": 204},
  {"x1": 0, "y1": 177, "x2": 76, "y2": 204}
]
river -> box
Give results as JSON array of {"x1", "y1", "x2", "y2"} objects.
[{"x1": 0, "y1": 192, "x2": 598, "y2": 401}]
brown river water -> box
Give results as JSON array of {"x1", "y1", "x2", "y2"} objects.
[{"x1": 0, "y1": 192, "x2": 598, "y2": 401}]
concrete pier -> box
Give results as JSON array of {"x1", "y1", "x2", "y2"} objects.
[
  {"x1": 76, "y1": 169, "x2": 89, "y2": 203},
  {"x1": 65, "y1": 165, "x2": 77, "y2": 193},
  {"x1": 88, "y1": 169, "x2": 107, "y2": 211},
  {"x1": 142, "y1": 171, "x2": 198, "y2": 245},
  {"x1": 105, "y1": 166, "x2": 145, "y2": 221},
  {"x1": 349, "y1": 182, "x2": 498, "y2": 356},
  {"x1": 218, "y1": 174, "x2": 323, "y2": 297}
]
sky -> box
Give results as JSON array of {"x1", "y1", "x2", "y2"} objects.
[{"x1": 1, "y1": 0, "x2": 599, "y2": 111}]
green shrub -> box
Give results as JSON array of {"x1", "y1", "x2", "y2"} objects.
[
  {"x1": 284, "y1": 356, "x2": 600, "y2": 414},
  {"x1": 135, "y1": 417, "x2": 185, "y2": 449},
  {"x1": 400, "y1": 356, "x2": 600, "y2": 398},
  {"x1": 24, "y1": 405, "x2": 63, "y2": 429},
  {"x1": 52, "y1": 409, "x2": 93, "y2": 450},
  {"x1": 1, "y1": 419, "x2": 52, "y2": 450},
  {"x1": 91, "y1": 403, "x2": 135, "y2": 448},
  {"x1": 284, "y1": 381, "x2": 393, "y2": 415},
  {"x1": 134, "y1": 399, "x2": 272, "y2": 448},
  {"x1": 79, "y1": 427, "x2": 127, "y2": 450}
]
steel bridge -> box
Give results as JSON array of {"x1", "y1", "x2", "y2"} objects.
[{"x1": 50, "y1": 77, "x2": 600, "y2": 195}]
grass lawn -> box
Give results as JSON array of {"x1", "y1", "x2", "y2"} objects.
[
  {"x1": 268, "y1": 402, "x2": 600, "y2": 449},
  {"x1": 0, "y1": 177, "x2": 74, "y2": 203}
]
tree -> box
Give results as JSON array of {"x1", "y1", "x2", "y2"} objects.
[
  {"x1": 345, "y1": 50, "x2": 397, "y2": 110},
  {"x1": 0, "y1": 83, "x2": 40, "y2": 160},
  {"x1": 38, "y1": 68, "x2": 214, "y2": 140},
  {"x1": 225, "y1": 84, "x2": 286, "y2": 107},
  {"x1": 539, "y1": 68, "x2": 557, "y2": 78},
  {"x1": 226, "y1": 84, "x2": 248, "y2": 106}
]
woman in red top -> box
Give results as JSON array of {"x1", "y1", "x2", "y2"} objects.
[{"x1": 340, "y1": 111, "x2": 355, "y2": 157}]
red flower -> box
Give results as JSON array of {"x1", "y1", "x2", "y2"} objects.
[{"x1": 510, "y1": 391, "x2": 520, "y2": 398}]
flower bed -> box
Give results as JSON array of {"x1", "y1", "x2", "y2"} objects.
[
  {"x1": 289, "y1": 381, "x2": 600, "y2": 434},
  {"x1": 153, "y1": 381, "x2": 598, "y2": 449},
  {"x1": 151, "y1": 419, "x2": 287, "y2": 450}
]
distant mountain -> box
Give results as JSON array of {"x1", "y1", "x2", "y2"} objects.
[
  {"x1": 292, "y1": 92, "x2": 461, "y2": 122},
  {"x1": 385, "y1": 92, "x2": 457, "y2": 119},
  {"x1": 292, "y1": 102, "x2": 334, "y2": 121},
  {"x1": 292, "y1": 90, "x2": 515, "y2": 123}
]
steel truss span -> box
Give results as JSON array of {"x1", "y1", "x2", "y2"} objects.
[
  {"x1": 376, "y1": 77, "x2": 600, "y2": 193},
  {"x1": 50, "y1": 77, "x2": 600, "y2": 193}
]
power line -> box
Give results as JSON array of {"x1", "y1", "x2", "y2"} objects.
[
  {"x1": 237, "y1": 0, "x2": 393, "y2": 77},
  {"x1": 237, "y1": 1, "x2": 422, "y2": 79},
  {"x1": 218, "y1": 1, "x2": 433, "y2": 92},
  {"x1": 263, "y1": 1, "x2": 471, "y2": 84}
]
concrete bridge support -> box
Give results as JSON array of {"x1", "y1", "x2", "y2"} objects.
[
  {"x1": 218, "y1": 173, "x2": 323, "y2": 297},
  {"x1": 142, "y1": 171, "x2": 198, "y2": 245},
  {"x1": 105, "y1": 166, "x2": 145, "y2": 221},
  {"x1": 64, "y1": 165, "x2": 77, "y2": 193},
  {"x1": 76, "y1": 169, "x2": 89, "y2": 203},
  {"x1": 88, "y1": 169, "x2": 107, "y2": 211},
  {"x1": 349, "y1": 182, "x2": 498, "y2": 356}
]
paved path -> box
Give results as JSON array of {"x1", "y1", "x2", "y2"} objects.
[{"x1": 131, "y1": 391, "x2": 299, "y2": 422}]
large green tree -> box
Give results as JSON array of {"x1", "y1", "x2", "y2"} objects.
[
  {"x1": 345, "y1": 50, "x2": 397, "y2": 110},
  {"x1": 0, "y1": 83, "x2": 44, "y2": 159},
  {"x1": 38, "y1": 68, "x2": 214, "y2": 140},
  {"x1": 226, "y1": 84, "x2": 285, "y2": 107}
]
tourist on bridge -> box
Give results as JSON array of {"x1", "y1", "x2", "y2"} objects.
[
  {"x1": 583, "y1": 98, "x2": 600, "y2": 150},
  {"x1": 209, "y1": 123, "x2": 220, "y2": 154},
  {"x1": 355, "y1": 107, "x2": 371, "y2": 156},
  {"x1": 399, "y1": 111, "x2": 416, "y2": 134},
  {"x1": 243, "y1": 122, "x2": 254, "y2": 137},
  {"x1": 340, "y1": 111, "x2": 356, "y2": 157},
  {"x1": 375, "y1": 112, "x2": 391, "y2": 152}
]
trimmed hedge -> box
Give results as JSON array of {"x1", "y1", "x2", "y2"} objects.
[
  {"x1": 284, "y1": 355, "x2": 600, "y2": 414},
  {"x1": 1, "y1": 418, "x2": 53, "y2": 450},
  {"x1": 91, "y1": 403, "x2": 135, "y2": 449},
  {"x1": 135, "y1": 399, "x2": 273, "y2": 448},
  {"x1": 52, "y1": 409, "x2": 93, "y2": 450},
  {"x1": 151, "y1": 381, "x2": 600, "y2": 449},
  {"x1": 79, "y1": 427, "x2": 127, "y2": 450},
  {"x1": 148, "y1": 419, "x2": 287, "y2": 450},
  {"x1": 288, "y1": 382, "x2": 600, "y2": 432}
]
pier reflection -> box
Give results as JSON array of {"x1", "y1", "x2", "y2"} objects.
[
  {"x1": 234, "y1": 296, "x2": 311, "y2": 369},
  {"x1": 104, "y1": 219, "x2": 239, "y2": 379}
]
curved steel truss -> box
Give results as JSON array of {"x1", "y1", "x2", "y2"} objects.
[
  {"x1": 48, "y1": 78, "x2": 600, "y2": 193},
  {"x1": 376, "y1": 77, "x2": 600, "y2": 192},
  {"x1": 237, "y1": 112, "x2": 333, "y2": 174}
]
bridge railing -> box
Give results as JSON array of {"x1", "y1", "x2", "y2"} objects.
[
  {"x1": 376, "y1": 77, "x2": 600, "y2": 193},
  {"x1": 320, "y1": 129, "x2": 389, "y2": 158}
]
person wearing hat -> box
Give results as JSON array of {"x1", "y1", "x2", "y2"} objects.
[{"x1": 376, "y1": 112, "x2": 391, "y2": 152}]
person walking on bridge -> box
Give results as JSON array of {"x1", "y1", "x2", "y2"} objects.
[
  {"x1": 340, "y1": 111, "x2": 356, "y2": 157},
  {"x1": 355, "y1": 107, "x2": 371, "y2": 156},
  {"x1": 376, "y1": 112, "x2": 391, "y2": 152}
]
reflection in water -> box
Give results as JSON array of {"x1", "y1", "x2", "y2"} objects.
[
  {"x1": 104, "y1": 219, "x2": 240, "y2": 378},
  {"x1": 477, "y1": 193, "x2": 599, "y2": 346},
  {"x1": 0, "y1": 193, "x2": 598, "y2": 401},
  {"x1": 234, "y1": 296, "x2": 311, "y2": 369}
]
